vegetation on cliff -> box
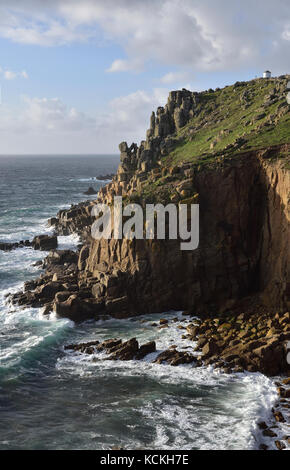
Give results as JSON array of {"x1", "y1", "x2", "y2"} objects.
[{"x1": 9, "y1": 76, "x2": 290, "y2": 383}]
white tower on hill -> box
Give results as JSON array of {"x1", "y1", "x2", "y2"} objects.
[{"x1": 263, "y1": 70, "x2": 271, "y2": 79}]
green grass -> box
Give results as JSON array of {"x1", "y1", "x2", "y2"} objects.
[
  {"x1": 129, "y1": 77, "x2": 290, "y2": 204},
  {"x1": 164, "y1": 78, "x2": 290, "y2": 167}
]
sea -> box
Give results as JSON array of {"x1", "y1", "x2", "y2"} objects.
[{"x1": 0, "y1": 155, "x2": 286, "y2": 450}]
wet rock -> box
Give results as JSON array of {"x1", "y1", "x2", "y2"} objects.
[
  {"x1": 65, "y1": 340, "x2": 100, "y2": 353},
  {"x1": 275, "y1": 440, "x2": 286, "y2": 451},
  {"x1": 96, "y1": 173, "x2": 114, "y2": 181},
  {"x1": 107, "y1": 338, "x2": 139, "y2": 361},
  {"x1": 274, "y1": 411, "x2": 286, "y2": 423},
  {"x1": 32, "y1": 235, "x2": 58, "y2": 251},
  {"x1": 53, "y1": 294, "x2": 104, "y2": 322},
  {"x1": 263, "y1": 429, "x2": 277, "y2": 438},
  {"x1": 0, "y1": 242, "x2": 18, "y2": 251},
  {"x1": 38, "y1": 282, "x2": 66, "y2": 300},
  {"x1": 42, "y1": 303, "x2": 53, "y2": 315},
  {"x1": 43, "y1": 250, "x2": 78, "y2": 268},
  {"x1": 258, "y1": 422, "x2": 268, "y2": 430},
  {"x1": 135, "y1": 341, "x2": 156, "y2": 359},
  {"x1": 154, "y1": 349, "x2": 195, "y2": 366},
  {"x1": 282, "y1": 378, "x2": 290, "y2": 386},
  {"x1": 0, "y1": 240, "x2": 33, "y2": 251},
  {"x1": 202, "y1": 339, "x2": 219, "y2": 359},
  {"x1": 84, "y1": 187, "x2": 98, "y2": 195}
]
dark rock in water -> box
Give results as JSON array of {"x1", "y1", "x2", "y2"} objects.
[
  {"x1": 53, "y1": 294, "x2": 105, "y2": 322},
  {"x1": 65, "y1": 340, "x2": 101, "y2": 353},
  {"x1": 49, "y1": 200, "x2": 96, "y2": 239},
  {"x1": 135, "y1": 341, "x2": 156, "y2": 359},
  {"x1": 32, "y1": 260, "x2": 43, "y2": 267},
  {"x1": 274, "y1": 411, "x2": 286, "y2": 423},
  {"x1": 107, "y1": 338, "x2": 139, "y2": 361},
  {"x1": 32, "y1": 235, "x2": 58, "y2": 251},
  {"x1": 84, "y1": 186, "x2": 98, "y2": 195},
  {"x1": 258, "y1": 422, "x2": 268, "y2": 430},
  {"x1": 0, "y1": 242, "x2": 17, "y2": 251},
  {"x1": 24, "y1": 279, "x2": 39, "y2": 291},
  {"x1": 96, "y1": 173, "x2": 114, "y2": 181},
  {"x1": 275, "y1": 440, "x2": 286, "y2": 451},
  {"x1": 153, "y1": 349, "x2": 196, "y2": 366},
  {"x1": 48, "y1": 217, "x2": 58, "y2": 226},
  {"x1": 42, "y1": 303, "x2": 53, "y2": 315},
  {"x1": 0, "y1": 241, "x2": 31, "y2": 251},
  {"x1": 64, "y1": 337, "x2": 156, "y2": 361},
  {"x1": 263, "y1": 429, "x2": 277, "y2": 438}
]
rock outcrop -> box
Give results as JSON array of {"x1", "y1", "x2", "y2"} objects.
[
  {"x1": 80, "y1": 146, "x2": 289, "y2": 318},
  {"x1": 186, "y1": 307, "x2": 290, "y2": 376},
  {"x1": 0, "y1": 235, "x2": 57, "y2": 251},
  {"x1": 64, "y1": 337, "x2": 156, "y2": 361},
  {"x1": 31, "y1": 235, "x2": 58, "y2": 251},
  {"x1": 98, "y1": 89, "x2": 200, "y2": 204},
  {"x1": 49, "y1": 201, "x2": 96, "y2": 239},
  {"x1": 84, "y1": 187, "x2": 98, "y2": 195},
  {"x1": 9, "y1": 79, "x2": 290, "y2": 379}
]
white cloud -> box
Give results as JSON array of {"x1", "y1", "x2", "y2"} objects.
[
  {"x1": 0, "y1": 87, "x2": 169, "y2": 153},
  {"x1": 0, "y1": 1, "x2": 289, "y2": 73},
  {"x1": 3, "y1": 70, "x2": 17, "y2": 80},
  {"x1": 0, "y1": 68, "x2": 29, "y2": 80},
  {"x1": 160, "y1": 71, "x2": 191, "y2": 84},
  {"x1": 20, "y1": 70, "x2": 29, "y2": 79},
  {"x1": 98, "y1": 88, "x2": 169, "y2": 141},
  {"x1": 106, "y1": 59, "x2": 136, "y2": 73},
  {"x1": 20, "y1": 96, "x2": 95, "y2": 131}
]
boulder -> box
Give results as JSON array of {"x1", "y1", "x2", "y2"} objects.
[
  {"x1": 84, "y1": 187, "x2": 98, "y2": 195},
  {"x1": 32, "y1": 235, "x2": 57, "y2": 251},
  {"x1": 202, "y1": 339, "x2": 219, "y2": 359},
  {"x1": 108, "y1": 338, "x2": 139, "y2": 361},
  {"x1": 53, "y1": 294, "x2": 104, "y2": 322},
  {"x1": 154, "y1": 349, "x2": 195, "y2": 366},
  {"x1": 135, "y1": 341, "x2": 156, "y2": 359},
  {"x1": 43, "y1": 250, "x2": 78, "y2": 267},
  {"x1": 0, "y1": 242, "x2": 17, "y2": 251},
  {"x1": 38, "y1": 282, "x2": 66, "y2": 300}
]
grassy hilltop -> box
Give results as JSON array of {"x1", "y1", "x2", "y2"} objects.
[
  {"x1": 166, "y1": 77, "x2": 290, "y2": 165},
  {"x1": 133, "y1": 76, "x2": 290, "y2": 204}
]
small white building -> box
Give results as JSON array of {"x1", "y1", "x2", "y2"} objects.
[{"x1": 263, "y1": 70, "x2": 271, "y2": 79}]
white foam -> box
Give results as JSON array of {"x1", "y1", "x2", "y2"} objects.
[{"x1": 55, "y1": 312, "x2": 282, "y2": 450}]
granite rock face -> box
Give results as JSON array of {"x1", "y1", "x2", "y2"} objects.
[
  {"x1": 83, "y1": 148, "x2": 289, "y2": 318},
  {"x1": 9, "y1": 85, "x2": 290, "y2": 359},
  {"x1": 98, "y1": 89, "x2": 200, "y2": 204},
  {"x1": 49, "y1": 201, "x2": 96, "y2": 239}
]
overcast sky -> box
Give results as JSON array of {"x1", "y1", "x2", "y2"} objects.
[{"x1": 0, "y1": 0, "x2": 290, "y2": 154}]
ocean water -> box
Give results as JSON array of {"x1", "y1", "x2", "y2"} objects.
[{"x1": 0, "y1": 155, "x2": 284, "y2": 450}]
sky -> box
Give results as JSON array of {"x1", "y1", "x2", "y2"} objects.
[{"x1": 0, "y1": 0, "x2": 290, "y2": 154}]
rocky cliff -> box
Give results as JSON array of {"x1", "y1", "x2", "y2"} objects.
[
  {"x1": 79, "y1": 146, "x2": 289, "y2": 319},
  {"x1": 46, "y1": 76, "x2": 290, "y2": 320},
  {"x1": 11, "y1": 77, "x2": 290, "y2": 375}
]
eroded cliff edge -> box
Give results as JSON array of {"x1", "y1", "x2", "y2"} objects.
[
  {"x1": 79, "y1": 77, "x2": 290, "y2": 318},
  {"x1": 79, "y1": 147, "x2": 289, "y2": 318},
  {"x1": 10, "y1": 77, "x2": 290, "y2": 378}
]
